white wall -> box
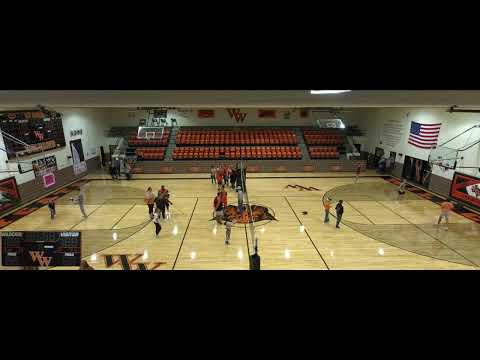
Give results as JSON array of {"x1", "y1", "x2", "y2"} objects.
[
  {"x1": 361, "y1": 108, "x2": 480, "y2": 179},
  {"x1": 0, "y1": 108, "x2": 110, "y2": 185},
  {"x1": 107, "y1": 108, "x2": 367, "y2": 128}
]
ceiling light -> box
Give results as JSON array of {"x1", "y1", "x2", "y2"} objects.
[{"x1": 310, "y1": 90, "x2": 351, "y2": 95}]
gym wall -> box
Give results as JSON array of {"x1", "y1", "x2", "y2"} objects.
[
  {"x1": 361, "y1": 108, "x2": 480, "y2": 180},
  {"x1": 0, "y1": 108, "x2": 110, "y2": 185},
  {"x1": 107, "y1": 108, "x2": 369, "y2": 128}
]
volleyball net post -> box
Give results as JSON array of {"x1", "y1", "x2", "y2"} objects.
[{"x1": 238, "y1": 158, "x2": 261, "y2": 270}]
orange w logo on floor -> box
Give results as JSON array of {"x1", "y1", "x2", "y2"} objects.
[
  {"x1": 103, "y1": 254, "x2": 166, "y2": 270},
  {"x1": 29, "y1": 251, "x2": 53, "y2": 266}
]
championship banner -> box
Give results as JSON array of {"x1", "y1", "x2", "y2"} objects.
[
  {"x1": 198, "y1": 110, "x2": 215, "y2": 118},
  {"x1": 70, "y1": 139, "x2": 87, "y2": 176},
  {"x1": 0, "y1": 177, "x2": 21, "y2": 214},
  {"x1": 32, "y1": 155, "x2": 57, "y2": 178},
  {"x1": 258, "y1": 109, "x2": 276, "y2": 118},
  {"x1": 450, "y1": 172, "x2": 480, "y2": 209}
]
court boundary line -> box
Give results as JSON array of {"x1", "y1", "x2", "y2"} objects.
[
  {"x1": 345, "y1": 201, "x2": 375, "y2": 225},
  {"x1": 375, "y1": 201, "x2": 479, "y2": 268},
  {"x1": 284, "y1": 196, "x2": 330, "y2": 270},
  {"x1": 47, "y1": 219, "x2": 153, "y2": 270},
  {"x1": 110, "y1": 203, "x2": 139, "y2": 229},
  {"x1": 321, "y1": 188, "x2": 476, "y2": 269},
  {"x1": 385, "y1": 176, "x2": 480, "y2": 218},
  {"x1": 172, "y1": 197, "x2": 199, "y2": 270},
  {"x1": 0, "y1": 179, "x2": 90, "y2": 229},
  {"x1": 68, "y1": 200, "x2": 108, "y2": 230},
  {"x1": 244, "y1": 225, "x2": 251, "y2": 258}
]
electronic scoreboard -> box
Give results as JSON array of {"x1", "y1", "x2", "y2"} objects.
[{"x1": 1, "y1": 231, "x2": 81, "y2": 267}]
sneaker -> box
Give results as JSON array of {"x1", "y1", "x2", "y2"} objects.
[{"x1": 336, "y1": 226, "x2": 340, "y2": 229}]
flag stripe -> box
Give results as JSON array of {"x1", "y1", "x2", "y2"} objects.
[
  {"x1": 408, "y1": 141, "x2": 436, "y2": 149},
  {"x1": 409, "y1": 134, "x2": 438, "y2": 142},
  {"x1": 419, "y1": 130, "x2": 440, "y2": 134},
  {"x1": 408, "y1": 139, "x2": 438, "y2": 146}
]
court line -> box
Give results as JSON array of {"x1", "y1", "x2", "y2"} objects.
[
  {"x1": 172, "y1": 198, "x2": 199, "y2": 270},
  {"x1": 283, "y1": 196, "x2": 330, "y2": 270},
  {"x1": 375, "y1": 201, "x2": 479, "y2": 267},
  {"x1": 244, "y1": 225, "x2": 251, "y2": 258},
  {"x1": 345, "y1": 201, "x2": 375, "y2": 225},
  {"x1": 0, "y1": 177, "x2": 90, "y2": 219},
  {"x1": 110, "y1": 203, "x2": 139, "y2": 229},
  {"x1": 321, "y1": 189, "x2": 477, "y2": 268},
  {"x1": 386, "y1": 175, "x2": 480, "y2": 217},
  {"x1": 68, "y1": 200, "x2": 108, "y2": 230},
  {"x1": 48, "y1": 219, "x2": 152, "y2": 270}
]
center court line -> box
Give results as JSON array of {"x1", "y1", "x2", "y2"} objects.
[
  {"x1": 172, "y1": 198, "x2": 199, "y2": 270},
  {"x1": 283, "y1": 196, "x2": 330, "y2": 270},
  {"x1": 345, "y1": 201, "x2": 375, "y2": 225},
  {"x1": 375, "y1": 201, "x2": 479, "y2": 267},
  {"x1": 110, "y1": 202, "x2": 138, "y2": 229}
]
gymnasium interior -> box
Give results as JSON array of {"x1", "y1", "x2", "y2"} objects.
[{"x1": 0, "y1": 90, "x2": 479, "y2": 270}]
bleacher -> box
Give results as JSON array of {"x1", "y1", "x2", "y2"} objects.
[
  {"x1": 124, "y1": 128, "x2": 170, "y2": 161},
  {"x1": 127, "y1": 128, "x2": 170, "y2": 147},
  {"x1": 111, "y1": 126, "x2": 349, "y2": 162},
  {"x1": 309, "y1": 146, "x2": 340, "y2": 159},
  {"x1": 302, "y1": 129, "x2": 345, "y2": 160},
  {"x1": 136, "y1": 147, "x2": 166, "y2": 160},
  {"x1": 175, "y1": 129, "x2": 297, "y2": 146},
  {"x1": 172, "y1": 146, "x2": 302, "y2": 160}
]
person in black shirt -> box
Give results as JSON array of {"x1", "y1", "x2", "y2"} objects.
[
  {"x1": 155, "y1": 193, "x2": 168, "y2": 220},
  {"x1": 335, "y1": 200, "x2": 344, "y2": 229},
  {"x1": 48, "y1": 199, "x2": 56, "y2": 219}
]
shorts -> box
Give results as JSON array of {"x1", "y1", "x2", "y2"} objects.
[
  {"x1": 439, "y1": 212, "x2": 449, "y2": 220},
  {"x1": 398, "y1": 190, "x2": 405, "y2": 195}
]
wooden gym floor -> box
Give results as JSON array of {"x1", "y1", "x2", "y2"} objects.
[{"x1": 1, "y1": 172, "x2": 479, "y2": 270}]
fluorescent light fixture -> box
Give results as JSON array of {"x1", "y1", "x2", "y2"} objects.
[{"x1": 310, "y1": 90, "x2": 351, "y2": 94}]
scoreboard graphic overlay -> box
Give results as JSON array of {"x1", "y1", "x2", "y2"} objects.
[
  {"x1": 450, "y1": 172, "x2": 480, "y2": 210},
  {"x1": 1, "y1": 231, "x2": 81, "y2": 267},
  {"x1": 0, "y1": 111, "x2": 66, "y2": 159}
]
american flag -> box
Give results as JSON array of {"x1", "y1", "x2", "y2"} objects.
[{"x1": 408, "y1": 121, "x2": 442, "y2": 149}]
